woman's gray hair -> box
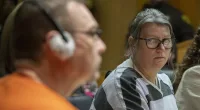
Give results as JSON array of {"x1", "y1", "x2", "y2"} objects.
[
  {"x1": 125, "y1": 8, "x2": 175, "y2": 58},
  {"x1": 128, "y1": 8, "x2": 174, "y2": 39}
]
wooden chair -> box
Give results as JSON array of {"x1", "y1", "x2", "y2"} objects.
[{"x1": 176, "y1": 39, "x2": 193, "y2": 64}]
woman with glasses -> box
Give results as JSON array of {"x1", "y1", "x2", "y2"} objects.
[{"x1": 90, "y1": 8, "x2": 178, "y2": 110}]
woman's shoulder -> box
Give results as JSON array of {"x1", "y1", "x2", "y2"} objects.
[
  {"x1": 180, "y1": 65, "x2": 200, "y2": 86},
  {"x1": 186, "y1": 65, "x2": 200, "y2": 70},
  {"x1": 184, "y1": 65, "x2": 200, "y2": 77}
]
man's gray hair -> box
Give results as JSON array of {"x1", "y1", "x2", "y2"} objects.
[{"x1": 127, "y1": 8, "x2": 174, "y2": 38}]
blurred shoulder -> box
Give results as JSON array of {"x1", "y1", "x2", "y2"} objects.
[{"x1": 184, "y1": 65, "x2": 200, "y2": 77}]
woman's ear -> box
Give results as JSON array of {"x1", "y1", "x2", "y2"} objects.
[
  {"x1": 128, "y1": 36, "x2": 133, "y2": 46},
  {"x1": 169, "y1": 52, "x2": 172, "y2": 60},
  {"x1": 168, "y1": 52, "x2": 175, "y2": 64},
  {"x1": 128, "y1": 36, "x2": 137, "y2": 47},
  {"x1": 128, "y1": 36, "x2": 138, "y2": 57}
]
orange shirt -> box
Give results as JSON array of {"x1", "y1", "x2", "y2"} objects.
[{"x1": 0, "y1": 73, "x2": 77, "y2": 110}]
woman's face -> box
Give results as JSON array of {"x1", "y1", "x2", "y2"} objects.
[{"x1": 134, "y1": 23, "x2": 172, "y2": 72}]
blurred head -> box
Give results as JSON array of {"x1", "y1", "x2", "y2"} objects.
[
  {"x1": 126, "y1": 8, "x2": 175, "y2": 72},
  {"x1": 63, "y1": 0, "x2": 106, "y2": 84},
  {"x1": 8, "y1": 0, "x2": 106, "y2": 94}
]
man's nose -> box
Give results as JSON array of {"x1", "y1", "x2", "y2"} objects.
[{"x1": 97, "y1": 39, "x2": 106, "y2": 54}]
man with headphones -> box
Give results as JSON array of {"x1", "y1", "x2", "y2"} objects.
[{"x1": 0, "y1": 0, "x2": 106, "y2": 109}]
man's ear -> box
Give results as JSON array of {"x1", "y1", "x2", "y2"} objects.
[
  {"x1": 45, "y1": 30, "x2": 59, "y2": 41},
  {"x1": 43, "y1": 30, "x2": 64, "y2": 60},
  {"x1": 45, "y1": 30, "x2": 76, "y2": 61}
]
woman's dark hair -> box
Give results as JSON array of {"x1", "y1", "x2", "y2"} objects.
[{"x1": 174, "y1": 28, "x2": 200, "y2": 92}]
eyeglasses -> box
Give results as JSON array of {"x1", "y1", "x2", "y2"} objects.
[
  {"x1": 74, "y1": 29, "x2": 103, "y2": 38},
  {"x1": 139, "y1": 37, "x2": 173, "y2": 49}
]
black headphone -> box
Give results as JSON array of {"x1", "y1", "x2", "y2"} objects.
[{"x1": 16, "y1": 0, "x2": 76, "y2": 60}]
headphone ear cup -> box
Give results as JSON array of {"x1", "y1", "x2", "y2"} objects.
[{"x1": 49, "y1": 31, "x2": 75, "y2": 60}]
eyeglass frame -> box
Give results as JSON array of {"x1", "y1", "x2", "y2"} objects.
[
  {"x1": 138, "y1": 37, "x2": 175, "y2": 49},
  {"x1": 72, "y1": 28, "x2": 103, "y2": 38}
]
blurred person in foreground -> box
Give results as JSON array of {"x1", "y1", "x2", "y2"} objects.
[
  {"x1": 0, "y1": 0, "x2": 106, "y2": 109},
  {"x1": 175, "y1": 27, "x2": 200, "y2": 110},
  {"x1": 90, "y1": 9, "x2": 177, "y2": 110}
]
